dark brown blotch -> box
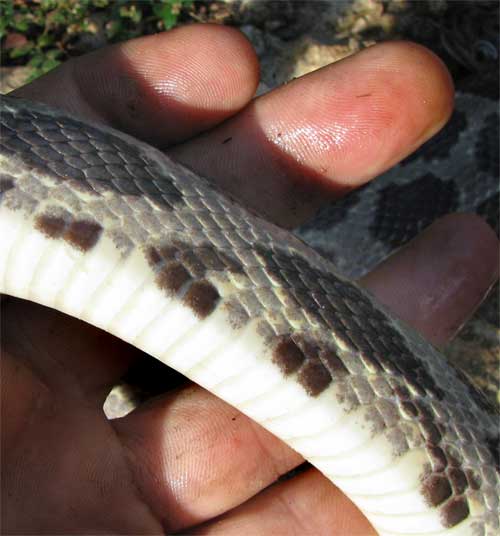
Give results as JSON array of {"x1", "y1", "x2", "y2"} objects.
[
  {"x1": 145, "y1": 244, "x2": 180, "y2": 270},
  {"x1": 448, "y1": 468, "x2": 468, "y2": 495},
  {"x1": 420, "y1": 420, "x2": 442, "y2": 444},
  {"x1": 158, "y1": 245, "x2": 179, "y2": 261},
  {"x1": 65, "y1": 220, "x2": 103, "y2": 251},
  {"x1": 156, "y1": 262, "x2": 191, "y2": 294},
  {"x1": 428, "y1": 446, "x2": 448, "y2": 472},
  {"x1": 146, "y1": 246, "x2": 163, "y2": 267},
  {"x1": 422, "y1": 474, "x2": 452, "y2": 506},
  {"x1": 183, "y1": 280, "x2": 220, "y2": 319},
  {"x1": 35, "y1": 214, "x2": 66, "y2": 238},
  {"x1": 273, "y1": 337, "x2": 305, "y2": 375},
  {"x1": 35, "y1": 213, "x2": 102, "y2": 252},
  {"x1": 441, "y1": 497, "x2": 470, "y2": 528},
  {"x1": 298, "y1": 360, "x2": 331, "y2": 396}
]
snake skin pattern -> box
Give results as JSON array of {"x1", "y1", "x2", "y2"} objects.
[{"x1": 0, "y1": 95, "x2": 498, "y2": 536}]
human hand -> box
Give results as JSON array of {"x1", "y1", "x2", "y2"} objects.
[{"x1": 2, "y1": 24, "x2": 498, "y2": 534}]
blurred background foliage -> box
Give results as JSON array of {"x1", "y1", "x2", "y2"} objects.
[
  {"x1": 1, "y1": 1, "x2": 497, "y2": 83},
  {"x1": 0, "y1": 0, "x2": 197, "y2": 81}
]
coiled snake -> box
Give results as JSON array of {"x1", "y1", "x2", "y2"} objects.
[{"x1": 0, "y1": 95, "x2": 498, "y2": 535}]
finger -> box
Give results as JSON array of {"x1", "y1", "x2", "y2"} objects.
[
  {"x1": 361, "y1": 214, "x2": 499, "y2": 347},
  {"x1": 187, "y1": 469, "x2": 375, "y2": 536},
  {"x1": 112, "y1": 385, "x2": 304, "y2": 532},
  {"x1": 0, "y1": 345, "x2": 49, "y2": 448},
  {"x1": 0, "y1": 297, "x2": 141, "y2": 400},
  {"x1": 170, "y1": 41, "x2": 454, "y2": 227},
  {"x1": 0, "y1": 345, "x2": 164, "y2": 534},
  {"x1": 111, "y1": 215, "x2": 497, "y2": 531},
  {"x1": 12, "y1": 24, "x2": 259, "y2": 146}
]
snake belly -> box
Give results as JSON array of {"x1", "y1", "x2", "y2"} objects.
[{"x1": 0, "y1": 95, "x2": 498, "y2": 536}]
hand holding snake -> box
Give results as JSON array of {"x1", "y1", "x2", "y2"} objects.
[{"x1": 2, "y1": 25, "x2": 498, "y2": 534}]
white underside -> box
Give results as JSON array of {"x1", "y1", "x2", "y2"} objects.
[{"x1": 0, "y1": 205, "x2": 480, "y2": 536}]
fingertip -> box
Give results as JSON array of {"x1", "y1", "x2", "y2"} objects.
[
  {"x1": 262, "y1": 39, "x2": 455, "y2": 187},
  {"x1": 119, "y1": 24, "x2": 260, "y2": 110},
  {"x1": 362, "y1": 213, "x2": 499, "y2": 347},
  {"x1": 367, "y1": 40, "x2": 455, "y2": 113},
  {"x1": 370, "y1": 40, "x2": 455, "y2": 155},
  {"x1": 331, "y1": 40, "x2": 455, "y2": 181}
]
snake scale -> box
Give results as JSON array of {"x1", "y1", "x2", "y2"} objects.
[{"x1": 0, "y1": 94, "x2": 498, "y2": 535}]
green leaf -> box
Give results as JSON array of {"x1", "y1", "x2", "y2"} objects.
[
  {"x1": 42, "y1": 56, "x2": 61, "y2": 72},
  {"x1": 157, "y1": 0, "x2": 192, "y2": 29},
  {"x1": 40, "y1": 0, "x2": 58, "y2": 10},
  {"x1": 9, "y1": 42, "x2": 34, "y2": 58},
  {"x1": 37, "y1": 33, "x2": 55, "y2": 48},
  {"x1": 153, "y1": 1, "x2": 179, "y2": 30},
  {"x1": 27, "y1": 53, "x2": 44, "y2": 68},
  {"x1": 12, "y1": 16, "x2": 30, "y2": 33},
  {"x1": 119, "y1": 4, "x2": 141, "y2": 23},
  {"x1": 46, "y1": 48, "x2": 63, "y2": 60},
  {"x1": 0, "y1": 2, "x2": 14, "y2": 39},
  {"x1": 50, "y1": 9, "x2": 69, "y2": 25},
  {"x1": 105, "y1": 18, "x2": 122, "y2": 39}
]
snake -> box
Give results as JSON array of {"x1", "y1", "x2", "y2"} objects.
[{"x1": 0, "y1": 94, "x2": 498, "y2": 536}]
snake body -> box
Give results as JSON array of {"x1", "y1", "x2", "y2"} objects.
[{"x1": 0, "y1": 95, "x2": 498, "y2": 536}]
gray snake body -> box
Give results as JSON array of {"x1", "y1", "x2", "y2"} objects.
[{"x1": 0, "y1": 95, "x2": 498, "y2": 535}]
